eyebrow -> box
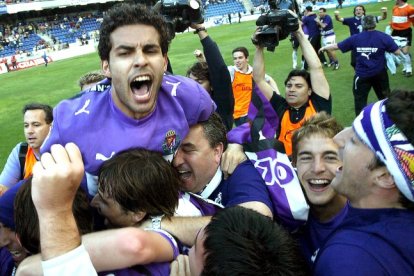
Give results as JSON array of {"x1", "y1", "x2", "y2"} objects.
[
  {"x1": 181, "y1": 142, "x2": 196, "y2": 150},
  {"x1": 113, "y1": 44, "x2": 135, "y2": 51},
  {"x1": 298, "y1": 150, "x2": 338, "y2": 156},
  {"x1": 297, "y1": 151, "x2": 312, "y2": 156}
]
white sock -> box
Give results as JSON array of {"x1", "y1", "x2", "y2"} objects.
[
  {"x1": 403, "y1": 53, "x2": 412, "y2": 73},
  {"x1": 292, "y1": 50, "x2": 297, "y2": 69}
]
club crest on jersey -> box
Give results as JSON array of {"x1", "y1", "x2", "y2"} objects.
[{"x1": 162, "y1": 130, "x2": 180, "y2": 155}]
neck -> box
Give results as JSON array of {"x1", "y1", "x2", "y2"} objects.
[
  {"x1": 240, "y1": 65, "x2": 249, "y2": 73},
  {"x1": 33, "y1": 147, "x2": 40, "y2": 157},
  {"x1": 311, "y1": 195, "x2": 347, "y2": 222},
  {"x1": 350, "y1": 194, "x2": 404, "y2": 209}
]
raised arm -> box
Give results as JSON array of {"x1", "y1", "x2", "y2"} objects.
[
  {"x1": 32, "y1": 143, "x2": 84, "y2": 261},
  {"x1": 31, "y1": 143, "x2": 97, "y2": 275},
  {"x1": 295, "y1": 26, "x2": 330, "y2": 100},
  {"x1": 334, "y1": 10, "x2": 344, "y2": 22},
  {"x1": 252, "y1": 35, "x2": 275, "y2": 101},
  {"x1": 379, "y1": 7, "x2": 387, "y2": 21},
  {"x1": 193, "y1": 23, "x2": 234, "y2": 130}
]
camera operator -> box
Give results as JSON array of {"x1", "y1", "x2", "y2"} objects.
[{"x1": 252, "y1": 24, "x2": 331, "y2": 156}]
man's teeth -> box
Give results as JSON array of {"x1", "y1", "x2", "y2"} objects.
[
  {"x1": 134, "y1": 76, "x2": 150, "y2": 82},
  {"x1": 309, "y1": 179, "x2": 330, "y2": 185},
  {"x1": 178, "y1": 170, "x2": 190, "y2": 175},
  {"x1": 10, "y1": 251, "x2": 21, "y2": 257}
]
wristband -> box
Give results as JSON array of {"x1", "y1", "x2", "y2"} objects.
[
  {"x1": 150, "y1": 215, "x2": 164, "y2": 229},
  {"x1": 194, "y1": 27, "x2": 207, "y2": 34}
]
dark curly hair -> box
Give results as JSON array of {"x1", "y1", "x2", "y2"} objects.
[
  {"x1": 386, "y1": 89, "x2": 414, "y2": 145},
  {"x1": 284, "y1": 69, "x2": 312, "y2": 91},
  {"x1": 98, "y1": 3, "x2": 170, "y2": 61},
  {"x1": 186, "y1": 61, "x2": 210, "y2": 81}
]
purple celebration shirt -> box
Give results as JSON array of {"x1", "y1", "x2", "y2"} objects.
[
  {"x1": 338, "y1": 30, "x2": 399, "y2": 77},
  {"x1": 41, "y1": 75, "x2": 215, "y2": 196}
]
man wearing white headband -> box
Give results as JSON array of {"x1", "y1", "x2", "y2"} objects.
[{"x1": 312, "y1": 90, "x2": 414, "y2": 275}]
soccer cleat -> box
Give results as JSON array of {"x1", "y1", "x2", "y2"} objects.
[
  {"x1": 334, "y1": 63, "x2": 340, "y2": 70},
  {"x1": 405, "y1": 71, "x2": 412, "y2": 77}
]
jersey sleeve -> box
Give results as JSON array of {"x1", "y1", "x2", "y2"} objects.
[
  {"x1": 337, "y1": 35, "x2": 354, "y2": 53},
  {"x1": 0, "y1": 143, "x2": 23, "y2": 187},
  {"x1": 147, "y1": 229, "x2": 180, "y2": 258},
  {"x1": 224, "y1": 160, "x2": 274, "y2": 214},
  {"x1": 310, "y1": 93, "x2": 332, "y2": 114},
  {"x1": 40, "y1": 107, "x2": 63, "y2": 154},
  {"x1": 162, "y1": 75, "x2": 216, "y2": 126}
]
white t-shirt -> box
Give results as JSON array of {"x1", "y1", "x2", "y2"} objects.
[{"x1": 42, "y1": 245, "x2": 97, "y2": 276}]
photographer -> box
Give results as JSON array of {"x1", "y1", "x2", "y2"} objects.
[{"x1": 252, "y1": 24, "x2": 331, "y2": 156}]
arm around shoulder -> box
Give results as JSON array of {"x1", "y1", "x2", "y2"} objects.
[
  {"x1": 83, "y1": 227, "x2": 175, "y2": 271},
  {"x1": 160, "y1": 216, "x2": 211, "y2": 246}
]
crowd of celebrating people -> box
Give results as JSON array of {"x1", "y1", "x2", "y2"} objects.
[{"x1": 0, "y1": 1, "x2": 413, "y2": 275}]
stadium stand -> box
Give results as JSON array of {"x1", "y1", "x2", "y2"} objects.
[{"x1": 205, "y1": 0, "x2": 246, "y2": 18}]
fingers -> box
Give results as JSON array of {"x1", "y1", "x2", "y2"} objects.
[
  {"x1": 31, "y1": 143, "x2": 84, "y2": 214},
  {"x1": 65, "y1": 143, "x2": 84, "y2": 172},
  {"x1": 39, "y1": 150, "x2": 58, "y2": 170},
  {"x1": 170, "y1": 255, "x2": 190, "y2": 276},
  {"x1": 221, "y1": 143, "x2": 247, "y2": 177}
]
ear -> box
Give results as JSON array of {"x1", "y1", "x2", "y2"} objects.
[
  {"x1": 131, "y1": 211, "x2": 147, "y2": 223},
  {"x1": 102, "y1": 60, "x2": 111, "y2": 78},
  {"x1": 163, "y1": 55, "x2": 168, "y2": 73},
  {"x1": 214, "y1": 143, "x2": 224, "y2": 165},
  {"x1": 373, "y1": 167, "x2": 395, "y2": 189},
  {"x1": 15, "y1": 233, "x2": 23, "y2": 248},
  {"x1": 308, "y1": 88, "x2": 312, "y2": 96}
]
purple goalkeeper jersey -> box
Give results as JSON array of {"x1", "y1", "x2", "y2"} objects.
[{"x1": 41, "y1": 75, "x2": 215, "y2": 196}]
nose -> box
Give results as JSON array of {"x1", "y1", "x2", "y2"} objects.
[
  {"x1": 133, "y1": 50, "x2": 148, "y2": 67},
  {"x1": 172, "y1": 148, "x2": 184, "y2": 168},
  {"x1": 25, "y1": 125, "x2": 34, "y2": 134},
  {"x1": 312, "y1": 158, "x2": 326, "y2": 173}
]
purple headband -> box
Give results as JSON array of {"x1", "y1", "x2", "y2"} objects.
[{"x1": 353, "y1": 100, "x2": 414, "y2": 202}]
